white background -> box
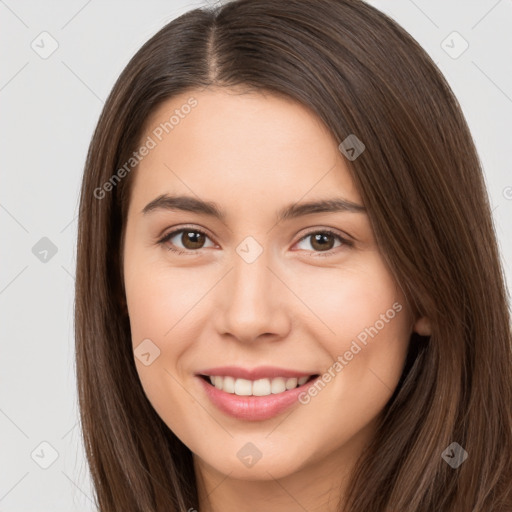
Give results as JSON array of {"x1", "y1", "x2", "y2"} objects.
[{"x1": 1, "y1": 0, "x2": 511, "y2": 510}]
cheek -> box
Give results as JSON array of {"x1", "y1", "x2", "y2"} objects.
[
  {"x1": 124, "y1": 254, "x2": 201, "y2": 435},
  {"x1": 292, "y1": 253, "x2": 411, "y2": 399},
  {"x1": 291, "y1": 252, "x2": 407, "y2": 342},
  {"x1": 124, "y1": 251, "x2": 201, "y2": 348},
  {"x1": 283, "y1": 257, "x2": 411, "y2": 461}
]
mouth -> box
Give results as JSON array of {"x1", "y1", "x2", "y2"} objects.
[
  {"x1": 198, "y1": 374, "x2": 319, "y2": 396},
  {"x1": 195, "y1": 370, "x2": 321, "y2": 421}
]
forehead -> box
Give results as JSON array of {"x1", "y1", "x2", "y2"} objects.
[{"x1": 128, "y1": 87, "x2": 361, "y2": 216}]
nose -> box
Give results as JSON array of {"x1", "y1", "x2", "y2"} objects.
[{"x1": 214, "y1": 248, "x2": 292, "y2": 344}]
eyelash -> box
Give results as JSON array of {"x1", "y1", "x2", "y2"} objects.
[{"x1": 157, "y1": 225, "x2": 353, "y2": 257}]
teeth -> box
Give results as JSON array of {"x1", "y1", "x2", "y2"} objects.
[
  {"x1": 234, "y1": 378, "x2": 252, "y2": 396},
  {"x1": 298, "y1": 376, "x2": 308, "y2": 386},
  {"x1": 285, "y1": 377, "x2": 298, "y2": 390},
  {"x1": 253, "y1": 378, "x2": 271, "y2": 396},
  {"x1": 205, "y1": 375, "x2": 312, "y2": 396},
  {"x1": 271, "y1": 377, "x2": 286, "y2": 394},
  {"x1": 223, "y1": 376, "x2": 235, "y2": 394}
]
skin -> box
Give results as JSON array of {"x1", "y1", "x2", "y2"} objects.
[{"x1": 122, "y1": 87, "x2": 431, "y2": 512}]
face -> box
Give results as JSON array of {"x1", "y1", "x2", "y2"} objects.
[{"x1": 122, "y1": 87, "x2": 417, "y2": 482}]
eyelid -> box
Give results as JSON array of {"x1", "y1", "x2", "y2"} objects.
[
  {"x1": 158, "y1": 222, "x2": 212, "y2": 237},
  {"x1": 296, "y1": 226, "x2": 353, "y2": 244}
]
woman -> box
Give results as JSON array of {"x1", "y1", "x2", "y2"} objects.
[{"x1": 75, "y1": 0, "x2": 512, "y2": 510}]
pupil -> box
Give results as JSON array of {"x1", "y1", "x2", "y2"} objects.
[
  {"x1": 312, "y1": 233, "x2": 334, "y2": 251},
  {"x1": 183, "y1": 231, "x2": 204, "y2": 249}
]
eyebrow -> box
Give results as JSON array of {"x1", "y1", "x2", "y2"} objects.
[{"x1": 142, "y1": 194, "x2": 366, "y2": 222}]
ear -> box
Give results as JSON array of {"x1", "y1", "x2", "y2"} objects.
[{"x1": 413, "y1": 316, "x2": 431, "y2": 336}]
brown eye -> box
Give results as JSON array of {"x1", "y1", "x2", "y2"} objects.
[
  {"x1": 180, "y1": 230, "x2": 206, "y2": 249},
  {"x1": 295, "y1": 229, "x2": 351, "y2": 255},
  {"x1": 309, "y1": 232, "x2": 336, "y2": 251},
  {"x1": 159, "y1": 227, "x2": 215, "y2": 254}
]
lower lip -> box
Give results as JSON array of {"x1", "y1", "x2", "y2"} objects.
[{"x1": 197, "y1": 376, "x2": 319, "y2": 421}]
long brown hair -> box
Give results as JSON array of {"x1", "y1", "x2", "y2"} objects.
[{"x1": 75, "y1": 0, "x2": 512, "y2": 510}]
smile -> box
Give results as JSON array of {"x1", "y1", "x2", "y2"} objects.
[
  {"x1": 200, "y1": 375, "x2": 315, "y2": 396},
  {"x1": 195, "y1": 366, "x2": 320, "y2": 421}
]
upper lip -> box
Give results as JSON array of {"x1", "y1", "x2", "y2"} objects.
[{"x1": 197, "y1": 366, "x2": 317, "y2": 380}]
